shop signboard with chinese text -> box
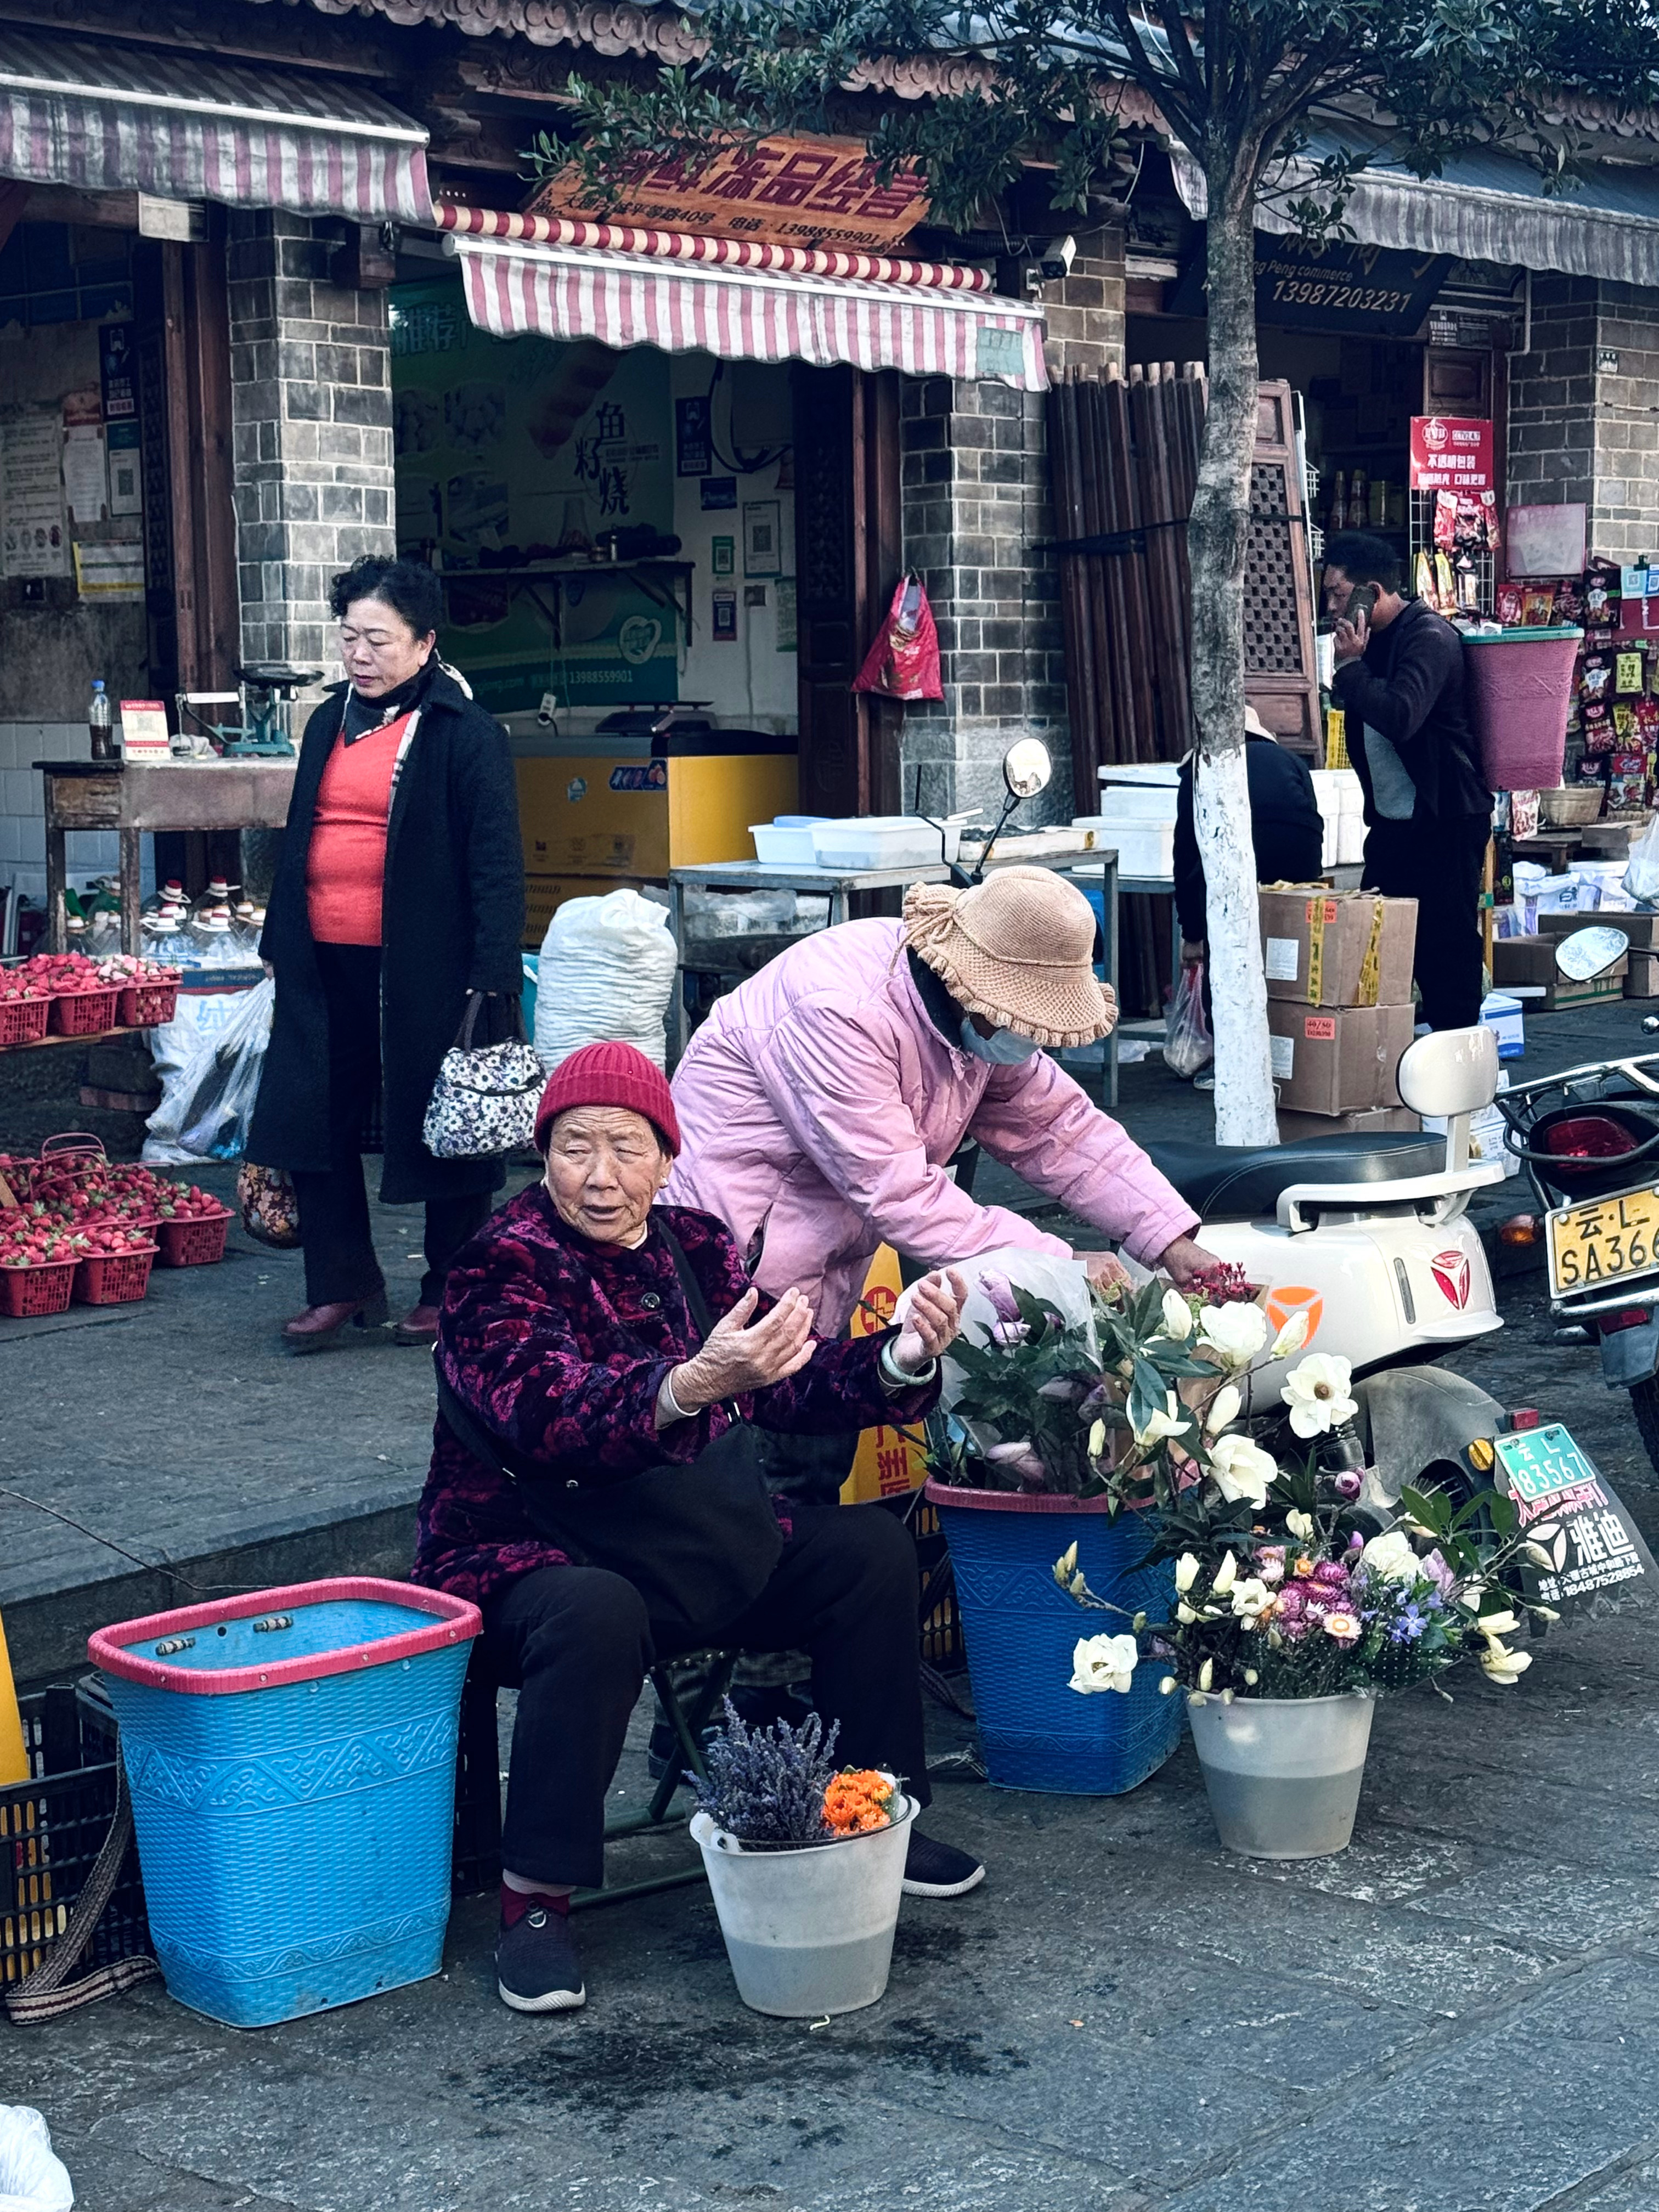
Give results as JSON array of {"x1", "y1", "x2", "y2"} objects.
[
  {"x1": 528, "y1": 135, "x2": 929, "y2": 253},
  {"x1": 1409, "y1": 416, "x2": 1493, "y2": 495},
  {"x1": 1166, "y1": 236, "x2": 1451, "y2": 336},
  {"x1": 1493, "y1": 1423, "x2": 1657, "y2": 1611}
]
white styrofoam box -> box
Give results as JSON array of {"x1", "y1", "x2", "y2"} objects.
[
  {"x1": 809, "y1": 816, "x2": 962, "y2": 870},
  {"x1": 1335, "y1": 815, "x2": 1365, "y2": 864},
  {"x1": 1087, "y1": 822, "x2": 1175, "y2": 878},
  {"x1": 1480, "y1": 991, "x2": 1525, "y2": 1059},
  {"x1": 1312, "y1": 768, "x2": 1364, "y2": 818},
  {"x1": 1097, "y1": 761, "x2": 1181, "y2": 785},
  {"x1": 1093, "y1": 781, "x2": 1180, "y2": 822},
  {"x1": 752, "y1": 822, "x2": 820, "y2": 865}
]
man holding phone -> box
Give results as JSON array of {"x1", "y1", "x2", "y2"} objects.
[{"x1": 1323, "y1": 531, "x2": 1492, "y2": 1032}]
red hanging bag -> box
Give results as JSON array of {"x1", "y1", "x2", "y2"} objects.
[{"x1": 852, "y1": 572, "x2": 944, "y2": 702}]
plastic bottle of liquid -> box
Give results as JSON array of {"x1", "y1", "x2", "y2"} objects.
[{"x1": 88, "y1": 680, "x2": 115, "y2": 763}]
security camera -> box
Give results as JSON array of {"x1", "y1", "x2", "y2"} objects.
[{"x1": 1039, "y1": 235, "x2": 1078, "y2": 281}]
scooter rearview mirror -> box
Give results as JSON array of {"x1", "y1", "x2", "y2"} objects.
[
  {"x1": 1002, "y1": 737, "x2": 1052, "y2": 801},
  {"x1": 1555, "y1": 925, "x2": 1629, "y2": 983}
]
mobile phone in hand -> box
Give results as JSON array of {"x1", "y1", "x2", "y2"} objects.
[{"x1": 1342, "y1": 582, "x2": 1379, "y2": 627}]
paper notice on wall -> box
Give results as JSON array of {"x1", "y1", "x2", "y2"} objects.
[
  {"x1": 1, "y1": 414, "x2": 70, "y2": 577},
  {"x1": 74, "y1": 541, "x2": 144, "y2": 601},
  {"x1": 106, "y1": 422, "x2": 142, "y2": 516},
  {"x1": 63, "y1": 426, "x2": 108, "y2": 523}
]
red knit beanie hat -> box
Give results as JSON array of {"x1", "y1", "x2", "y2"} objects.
[{"x1": 533, "y1": 1041, "x2": 681, "y2": 1156}]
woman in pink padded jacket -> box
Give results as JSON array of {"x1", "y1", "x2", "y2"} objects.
[{"x1": 668, "y1": 866, "x2": 1217, "y2": 1335}]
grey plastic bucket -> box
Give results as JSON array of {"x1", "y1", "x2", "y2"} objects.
[
  {"x1": 690, "y1": 1787, "x2": 916, "y2": 2017},
  {"x1": 1187, "y1": 1690, "x2": 1375, "y2": 1858}
]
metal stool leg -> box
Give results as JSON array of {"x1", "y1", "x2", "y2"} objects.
[{"x1": 571, "y1": 1651, "x2": 739, "y2": 1911}]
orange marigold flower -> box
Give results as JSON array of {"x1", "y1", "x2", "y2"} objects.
[{"x1": 822, "y1": 1768, "x2": 894, "y2": 1836}]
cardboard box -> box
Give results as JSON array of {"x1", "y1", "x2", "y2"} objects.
[
  {"x1": 1537, "y1": 908, "x2": 1659, "y2": 952},
  {"x1": 1276, "y1": 1105, "x2": 1422, "y2": 1141},
  {"x1": 1259, "y1": 889, "x2": 1418, "y2": 1007},
  {"x1": 1267, "y1": 1001, "x2": 1415, "y2": 1116},
  {"x1": 1539, "y1": 960, "x2": 1627, "y2": 1012},
  {"x1": 1492, "y1": 935, "x2": 1557, "y2": 990},
  {"x1": 1626, "y1": 950, "x2": 1659, "y2": 999}
]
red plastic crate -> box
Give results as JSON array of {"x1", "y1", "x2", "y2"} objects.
[
  {"x1": 156, "y1": 1208, "x2": 231, "y2": 1267},
  {"x1": 117, "y1": 982, "x2": 179, "y2": 1028},
  {"x1": 72, "y1": 1243, "x2": 157, "y2": 1305},
  {"x1": 0, "y1": 1257, "x2": 77, "y2": 1318},
  {"x1": 49, "y1": 988, "x2": 120, "y2": 1037},
  {"x1": 0, "y1": 997, "x2": 50, "y2": 1047}
]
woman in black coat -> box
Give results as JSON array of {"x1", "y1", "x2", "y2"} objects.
[{"x1": 250, "y1": 555, "x2": 525, "y2": 1352}]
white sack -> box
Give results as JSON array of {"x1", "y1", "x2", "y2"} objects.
[{"x1": 534, "y1": 889, "x2": 678, "y2": 1072}]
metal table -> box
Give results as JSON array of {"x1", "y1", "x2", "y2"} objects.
[
  {"x1": 35, "y1": 759, "x2": 296, "y2": 953},
  {"x1": 667, "y1": 848, "x2": 1158, "y2": 1110},
  {"x1": 667, "y1": 860, "x2": 955, "y2": 1062}
]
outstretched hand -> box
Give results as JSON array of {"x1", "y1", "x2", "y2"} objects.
[
  {"x1": 672, "y1": 1285, "x2": 816, "y2": 1411},
  {"x1": 892, "y1": 1268, "x2": 968, "y2": 1373}
]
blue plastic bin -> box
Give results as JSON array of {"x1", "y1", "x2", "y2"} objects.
[
  {"x1": 89, "y1": 1578, "x2": 481, "y2": 2027},
  {"x1": 930, "y1": 1483, "x2": 1182, "y2": 1795}
]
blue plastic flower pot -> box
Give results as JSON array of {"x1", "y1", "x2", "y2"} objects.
[
  {"x1": 929, "y1": 1483, "x2": 1182, "y2": 1795},
  {"x1": 89, "y1": 1578, "x2": 481, "y2": 2028}
]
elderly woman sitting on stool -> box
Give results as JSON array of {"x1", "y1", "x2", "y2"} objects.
[{"x1": 411, "y1": 1041, "x2": 976, "y2": 2015}]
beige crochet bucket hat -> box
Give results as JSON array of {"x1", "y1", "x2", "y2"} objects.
[{"x1": 902, "y1": 865, "x2": 1117, "y2": 1049}]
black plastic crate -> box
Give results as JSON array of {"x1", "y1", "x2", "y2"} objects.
[{"x1": 2, "y1": 1684, "x2": 150, "y2": 1994}]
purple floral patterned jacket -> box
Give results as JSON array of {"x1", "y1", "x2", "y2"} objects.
[{"x1": 411, "y1": 1186, "x2": 938, "y2": 1607}]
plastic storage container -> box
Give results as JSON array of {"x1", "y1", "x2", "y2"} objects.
[
  {"x1": 926, "y1": 1483, "x2": 1183, "y2": 1795},
  {"x1": 751, "y1": 818, "x2": 828, "y2": 865},
  {"x1": 809, "y1": 817, "x2": 962, "y2": 870},
  {"x1": 89, "y1": 1578, "x2": 481, "y2": 2027},
  {"x1": 1462, "y1": 626, "x2": 1583, "y2": 792}
]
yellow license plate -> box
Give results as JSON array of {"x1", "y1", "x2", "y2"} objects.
[{"x1": 1547, "y1": 1184, "x2": 1659, "y2": 1298}]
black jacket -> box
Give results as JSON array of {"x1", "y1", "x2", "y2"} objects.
[
  {"x1": 1173, "y1": 737, "x2": 1324, "y2": 945},
  {"x1": 250, "y1": 665, "x2": 526, "y2": 1205},
  {"x1": 1332, "y1": 599, "x2": 1491, "y2": 825}
]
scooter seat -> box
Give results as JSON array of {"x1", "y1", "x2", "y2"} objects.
[{"x1": 1144, "y1": 1132, "x2": 1444, "y2": 1221}]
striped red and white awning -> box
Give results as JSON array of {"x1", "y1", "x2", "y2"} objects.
[
  {"x1": 0, "y1": 31, "x2": 433, "y2": 225},
  {"x1": 450, "y1": 232, "x2": 1048, "y2": 390}
]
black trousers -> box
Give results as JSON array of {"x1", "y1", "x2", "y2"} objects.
[
  {"x1": 291, "y1": 943, "x2": 489, "y2": 1308},
  {"x1": 1363, "y1": 813, "x2": 1491, "y2": 1032},
  {"x1": 479, "y1": 1505, "x2": 930, "y2": 1888}
]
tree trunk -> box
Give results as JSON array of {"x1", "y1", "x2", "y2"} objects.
[{"x1": 1188, "y1": 163, "x2": 1278, "y2": 1147}]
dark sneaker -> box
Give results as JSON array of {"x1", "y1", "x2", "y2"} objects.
[
  {"x1": 496, "y1": 1905, "x2": 586, "y2": 2013},
  {"x1": 902, "y1": 1830, "x2": 986, "y2": 1898}
]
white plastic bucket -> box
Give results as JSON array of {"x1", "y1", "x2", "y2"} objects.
[
  {"x1": 1187, "y1": 1691, "x2": 1375, "y2": 1858},
  {"x1": 690, "y1": 1787, "x2": 916, "y2": 2017}
]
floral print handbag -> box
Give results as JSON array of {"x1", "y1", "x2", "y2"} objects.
[{"x1": 422, "y1": 991, "x2": 544, "y2": 1160}]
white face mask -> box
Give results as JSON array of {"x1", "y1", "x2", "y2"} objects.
[{"x1": 959, "y1": 1013, "x2": 1041, "y2": 1065}]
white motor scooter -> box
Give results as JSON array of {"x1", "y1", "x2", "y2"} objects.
[{"x1": 1143, "y1": 1026, "x2": 1508, "y2": 1481}]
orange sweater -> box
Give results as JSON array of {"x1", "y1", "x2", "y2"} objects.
[{"x1": 305, "y1": 714, "x2": 410, "y2": 946}]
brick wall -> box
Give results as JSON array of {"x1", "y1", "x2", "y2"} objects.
[
  {"x1": 1041, "y1": 221, "x2": 1127, "y2": 380},
  {"x1": 1508, "y1": 274, "x2": 1659, "y2": 566},
  {"x1": 1587, "y1": 283, "x2": 1659, "y2": 566},
  {"x1": 900, "y1": 376, "x2": 1073, "y2": 822},
  {"x1": 227, "y1": 211, "x2": 396, "y2": 679},
  {"x1": 1506, "y1": 276, "x2": 1599, "y2": 514}
]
